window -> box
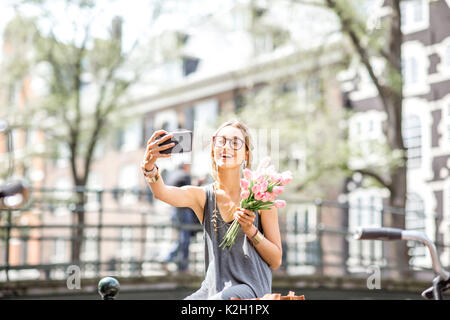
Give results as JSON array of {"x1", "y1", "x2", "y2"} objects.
[
  {"x1": 348, "y1": 192, "x2": 383, "y2": 270},
  {"x1": 406, "y1": 193, "x2": 426, "y2": 231},
  {"x1": 154, "y1": 109, "x2": 178, "y2": 132},
  {"x1": 86, "y1": 172, "x2": 102, "y2": 210},
  {"x1": 405, "y1": 193, "x2": 427, "y2": 268},
  {"x1": 53, "y1": 178, "x2": 72, "y2": 216},
  {"x1": 183, "y1": 107, "x2": 194, "y2": 131},
  {"x1": 194, "y1": 99, "x2": 218, "y2": 128},
  {"x1": 447, "y1": 103, "x2": 450, "y2": 142},
  {"x1": 402, "y1": 41, "x2": 428, "y2": 95},
  {"x1": 400, "y1": 0, "x2": 429, "y2": 33},
  {"x1": 412, "y1": 0, "x2": 424, "y2": 23},
  {"x1": 82, "y1": 229, "x2": 98, "y2": 261},
  {"x1": 356, "y1": 121, "x2": 361, "y2": 135},
  {"x1": 446, "y1": 44, "x2": 450, "y2": 68},
  {"x1": 121, "y1": 119, "x2": 143, "y2": 152},
  {"x1": 402, "y1": 56, "x2": 419, "y2": 86},
  {"x1": 120, "y1": 227, "x2": 133, "y2": 260},
  {"x1": 232, "y1": 9, "x2": 250, "y2": 31},
  {"x1": 349, "y1": 112, "x2": 385, "y2": 166},
  {"x1": 53, "y1": 239, "x2": 67, "y2": 263},
  {"x1": 285, "y1": 204, "x2": 318, "y2": 274},
  {"x1": 8, "y1": 81, "x2": 21, "y2": 106},
  {"x1": 295, "y1": 77, "x2": 321, "y2": 111},
  {"x1": 182, "y1": 56, "x2": 200, "y2": 77},
  {"x1": 402, "y1": 114, "x2": 422, "y2": 169},
  {"x1": 144, "y1": 117, "x2": 154, "y2": 142},
  {"x1": 369, "y1": 119, "x2": 374, "y2": 132}
]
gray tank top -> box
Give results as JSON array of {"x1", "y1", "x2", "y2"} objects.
[{"x1": 199, "y1": 183, "x2": 272, "y2": 298}]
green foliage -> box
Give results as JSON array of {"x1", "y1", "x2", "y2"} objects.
[{"x1": 0, "y1": 2, "x2": 146, "y2": 185}]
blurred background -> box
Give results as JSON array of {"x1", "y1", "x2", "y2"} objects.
[{"x1": 0, "y1": 0, "x2": 450, "y2": 299}]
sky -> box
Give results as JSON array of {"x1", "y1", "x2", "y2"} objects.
[
  {"x1": 0, "y1": 1, "x2": 155, "y2": 53},
  {"x1": 0, "y1": 0, "x2": 233, "y2": 56}
]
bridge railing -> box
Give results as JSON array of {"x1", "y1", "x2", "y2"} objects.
[{"x1": 1, "y1": 186, "x2": 448, "y2": 282}]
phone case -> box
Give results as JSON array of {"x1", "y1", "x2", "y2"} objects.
[{"x1": 158, "y1": 130, "x2": 192, "y2": 154}]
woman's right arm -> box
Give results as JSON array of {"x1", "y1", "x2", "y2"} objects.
[{"x1": 141, "y1": 130, "x2": 205, "y2": 221}]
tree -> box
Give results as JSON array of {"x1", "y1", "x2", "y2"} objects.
[
  {"x1": 221, "y1": 0, "x2": 410, "y2": 278},
  {"x1": 322, "y1": 0, "x2": 410, "y2": 279},
  {"x1": 0, "y1": 0, "x2": 168, "y2": 263}
]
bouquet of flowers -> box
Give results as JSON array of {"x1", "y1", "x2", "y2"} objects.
[{"x1": 219, "y1": 157, "x2": 292, "y2": 250}]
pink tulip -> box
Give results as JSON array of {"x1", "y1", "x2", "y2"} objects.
[
  {"x1": 252, "y1": 184, "x2": 261, "y2": 194},
  {"x1": 274, "y1": 200, "x2": 286, "y2": 208},
  {"x1": 281, "y1": 171, "x2": 293, "y2": 186},
  {"x1": 263, "y1": 192, "x2": 272, "y2": 202},
  {"x1": 271, "y1": 173, "x2": 283, "y2": 183},
  {"x1": 243, "y1": 168, "x2": 253, "y2": 180},
  {"x1": 260, "y1": 180, "x2": 268, "y2": 193},
  {"x1": 273, "y1": 186, "x2": 284, "y2": 195},
  {"x1": 254, "y1": 192, "x2": 264, "y2": 201},
  {"x1": 240, "y1": 189, "x2": 250, "y2": 199},
  {"x1": 240, "y1": 179, "x2": 250, "y2": 189}
]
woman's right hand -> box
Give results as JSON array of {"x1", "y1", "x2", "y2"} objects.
[{"x1": 141, "y1": 130, "x2": 175, "y2": 171}]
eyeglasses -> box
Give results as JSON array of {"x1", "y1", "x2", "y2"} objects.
[{"x1": 212, "y1": 136, "x2": 245, "y2": 150}]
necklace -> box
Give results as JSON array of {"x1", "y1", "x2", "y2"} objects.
[{"x1": 212, "y1": 183, "x2": 235, "y2": 233}]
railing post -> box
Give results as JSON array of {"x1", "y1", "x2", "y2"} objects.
[
  {"x1": 4, "y1": 209, "x2": 12, "y2": 282},
  {"x1": 315, "y1": 198, "x2": 323, "y2": 276},
  {"x1": 139, "y1": 208, "x2": 146, "y2": 277},
  {"x1": 293, "y1": 208, "x2": 298, "y2": 270},
  {"x1": 96, "y1": 190, "x2": 104, "y2": 277}
]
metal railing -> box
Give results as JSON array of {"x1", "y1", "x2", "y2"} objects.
[{"x1": 1, "y1": 186, "x2": 449, "y2": 282}]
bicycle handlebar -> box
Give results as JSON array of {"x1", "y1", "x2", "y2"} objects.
[
  {"x1": 354, "y1": 227, "x2": 402, "y2": 240},
  {"x1": 354, "y1": 227, "x2": 450, "y2": 282},
  {"x1": 0, "y1": 181, "x2": 26, "y2": 198}
]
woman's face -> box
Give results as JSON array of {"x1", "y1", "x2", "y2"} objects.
[{"x1": 213, "y1": 126, "x2": 247, "y2": 170}]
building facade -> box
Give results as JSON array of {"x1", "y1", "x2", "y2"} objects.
[{"x1": 340, "y1": 0, "x2": 450, "y2": 271}]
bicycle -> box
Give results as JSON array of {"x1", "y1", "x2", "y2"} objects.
[
  {"x1": 0, "y1": 180, "x2": 29, "y2": 209},
  {"x1": 355, "y1": 227, "x2": 450, "y2": 300}
]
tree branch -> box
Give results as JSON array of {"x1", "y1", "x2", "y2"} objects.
[
  {"x1": 324, "y1": 0, "x2": 391, "y2": 114},
  {"x1": 351, "y1": 168, "x2": 390, "y2": 189}
]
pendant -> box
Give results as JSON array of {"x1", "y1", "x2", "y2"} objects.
[{"x1": 212, "y1": 207, "x2": 218, "y2": 232}]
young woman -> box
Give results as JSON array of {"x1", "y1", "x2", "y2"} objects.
[{"x1": 141, "y1": 119, "x2": 282, "y2": 300}]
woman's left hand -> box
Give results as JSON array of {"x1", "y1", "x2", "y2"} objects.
[{"x1": 234, "y1": 207, "x2": 256, "y2": 234}]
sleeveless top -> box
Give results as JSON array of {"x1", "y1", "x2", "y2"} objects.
[{"x1": 198, "y1": 183, "x2": 272, "y2": 298}]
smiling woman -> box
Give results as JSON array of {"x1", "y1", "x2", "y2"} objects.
[{"x1": 142, "y1": 119, "x2": 282, "y2": 300}]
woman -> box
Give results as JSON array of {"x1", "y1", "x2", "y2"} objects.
[{"x1": 141, "y1": 119, "x2": 282, "y2": 300}]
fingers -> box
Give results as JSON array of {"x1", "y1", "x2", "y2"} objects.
[
  {"x1": 146, "y1": 130, "x2": 171, "y2": 146},
  {"x1": 152, "y1": 142, "x2": 175, "y2": 153},
  {"x1": 148, "y1": 132, "x2": 173, "y2": 146},
  {"x1": 234, "y1": 208, "x2": 255, "y2": 227},
  {"x1": 238, "y1": 208, "x2": 255, "y2": 218},
  {"x1": 143, "y1": 146, "x2": 173, "y2": 163},
  {"x1": 143, "y1": 131, "x2": 174, "y2": 164}
]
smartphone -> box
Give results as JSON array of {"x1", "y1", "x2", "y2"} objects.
[{"x1": 157, "y1": 130, "x2": 192, "y2": 154}]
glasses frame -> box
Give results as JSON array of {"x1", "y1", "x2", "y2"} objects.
[{"x1": 212, "y1": 135, "x2": 245, "y2": 150}]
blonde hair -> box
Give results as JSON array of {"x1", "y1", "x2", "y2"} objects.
[{"x1": 210, "y1": 119, "x2": 254, "y2": 182}]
